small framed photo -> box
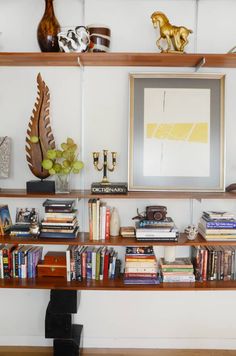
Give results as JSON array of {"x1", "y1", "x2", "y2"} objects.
[
  {"x1": 0, "y1": 205, "x2": 12, "y2": 234},
  {"x1": 15, "y1": 207, "x2": 39, "y2": 224},
  {"x1": 129, "y1": 73, "x2": 225, "y2": 192}
]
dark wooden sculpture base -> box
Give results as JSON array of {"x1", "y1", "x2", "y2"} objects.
[
  {"x1": 45, "y1": 290, "x2": 83, "y2": 356},
  {"x1": 26, "y1": 180, "x2": 55, "y2": 193}
]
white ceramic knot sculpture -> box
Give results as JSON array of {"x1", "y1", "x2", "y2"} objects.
[{"x1": 58, "y1": 26, "x2": 90, "y2": 53}]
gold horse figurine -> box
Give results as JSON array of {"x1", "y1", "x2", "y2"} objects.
[{"x1": 151, "y1": 12, "x2": 193, "y2": 53}]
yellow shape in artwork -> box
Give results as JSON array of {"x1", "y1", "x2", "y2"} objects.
[
  {"x1": 146, "y1": 123, "x2": 157, "y2": 138},
  {"x1": 145, "y1": 122, "x2": 209, "y2": 143},
  {"x1": 189, "y1": 123, "x2": 208, "y2": 143},
  {"x1": 168, "y1": 123, "x2": 193, "y2": 141},
  {"x1": 154, "y1": 124, "x2": 173, "y2": 139}
]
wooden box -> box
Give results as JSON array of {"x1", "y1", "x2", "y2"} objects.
[
  {"x1": 44, "y1": 251, "x2": 66, "y2": 265},
  {"x1": 37, "y1": 263, "x2": 66, "y2": 278}
]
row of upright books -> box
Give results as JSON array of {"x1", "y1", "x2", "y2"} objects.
[
  {"x1": 192, "y1": 245, "x2": 236, "y2": 281},
  {"x1": 88, "y1": 198, "x2": 110, "y2": 240},
  {"x1": 40, "y1": 199, "x2": 79, "y2": 239},
  {"x1": 66, "y1": 245, "x2": 121, "y2": 282},
  {"x1": 0, "y1": 244, "x2": 43, "y2": 279},
  {"x1": 198, "y1": 210, "x2": 236, "y2": 242}
]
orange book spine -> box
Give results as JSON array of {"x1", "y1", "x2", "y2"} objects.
[{"x1": 105, "y1": 208, "x2": 111, "y2": 240}]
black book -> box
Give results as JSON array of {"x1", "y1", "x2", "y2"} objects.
[
  {"x1": 43, "y1": 199, "x2": 75, "y2": 208},
  {"x1": 126, "y1": 246, "x2": 154, "y2": 255}
]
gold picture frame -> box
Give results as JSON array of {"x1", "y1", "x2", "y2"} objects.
[{"x1": 129, "y1": 73, "x2": 225, "y2": 192}]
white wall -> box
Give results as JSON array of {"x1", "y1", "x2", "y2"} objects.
[{"x1": 0, "y1": 0, "x2": 236, "y2": 349}]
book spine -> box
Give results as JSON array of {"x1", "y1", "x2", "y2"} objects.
[
  {"x1": 86, "y1": 249, "x2": 92, "y2": 280},
  {"x1": 103, "y1": 250, "x2": 110, "y2": 280},
  {"x1": 126, "y1": 246, "x2": 154, "y2": 254},
  {"x1": 66, "y1": 247, "x2": 71, "y2": 282},
  {"x1": 82, "y1": 248, "x2": 87, "y2": 280},
  {"x1": 105, "y1": 207, "x2": 111, "y2": 240},
  {"x1": 75, "y1": 247, "x2": 82, "y2": 282},
  {"x1": 111, "y1": 252, "x2": 118, "y2": 279},
  {"x1": 124, "y1": 272, "x2": 157, "y2": 278},
  {"x1": 88, "y1": 199, "x2": 93, "y2": 241},
  {"x1": 92, "y1": 248, "x2": 97, "y2": 280},
  {"x1": 95, "y1": 247, "x2": 102, "y2": 281},
  {"x1": 92, "y1": 199, "x2": 97, "y2": 240},
  {"x1": 0, "y1": 249, "x2": 3, "y2": 279},
  {"x1": 2, "y1": 247, "x2": 11, "y2": 278},
  {"x1": 99, "y1": 247, "x2": 106, "y2": 280}
]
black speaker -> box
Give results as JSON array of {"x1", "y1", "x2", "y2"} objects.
[
  {"x1": 53, "y1": 324, "x2": 83, "y2": 356},
  {"x1": 50, "y1": 290, "x2": 79, "y2": 314},
  {"x1": 45, "y1": 303, "x2": 72, "y2": 339}
]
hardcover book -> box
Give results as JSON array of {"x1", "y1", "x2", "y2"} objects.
[{"x1": 126, "y1": 246, "x2": 154, "y2": 255}]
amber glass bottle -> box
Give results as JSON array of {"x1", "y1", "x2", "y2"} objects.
[{"x1": 37, "y1": 0, "x2": 61, "y2": 52}]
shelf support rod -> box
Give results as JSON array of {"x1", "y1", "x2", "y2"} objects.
[
  {"x1": 195, "y1": 57, "x2": 206, "y2": 72},
  {"x1": 77, "y1": 56, "x2": 84, "y2": 68}
]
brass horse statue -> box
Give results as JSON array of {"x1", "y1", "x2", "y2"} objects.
[{"x1": 151, "y1": 12, "x2": 193, "y2": 53}]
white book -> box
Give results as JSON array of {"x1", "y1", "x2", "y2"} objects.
[
  {"x1": 92, "y1": 248, "x2": 97, "y2": 280},
  {"x1": 66, "y1": 246, "x2": 72, "y2": 282},
  {"x1": 99, "y1": 203, "x2": 107, "y2": 240}
]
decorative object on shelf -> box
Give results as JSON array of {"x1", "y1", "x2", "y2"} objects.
[
  {"x1": 26, "y1": 73, "x2": 56, "y2": 193},
  {"x1": 37, "y1": 0, "x2": 61, "y2": 52},
  {"x1": 57, "y1": 26, "x2": 90, "y2": 53},
  {"x1": 110, "y1": 207, "x2": 120, "y2": 236},
  {"x1": 228, "y1": 46, "x2": 236, "y2": 53},
  {"x1": 0, "y1": 204, "x2": 12, "y2": 235},
  {"x1": 133, "y1": 205, "x2": 167, "y2": 222},
  {"x1": 0, "y1": 136, "x2": 11, "y2": 178},
  {"x1": 41, "y1": 137, "x2": 84, "y2": 194},
  {"x1": 29, "y1": 218, "x2": 40, "y2": 238},
  {"x1": 129, "y1": 73, "x2": 225, "y2": 192},
  {"x1": 87, "y1": 25, "x2": 111, "y2": 52},
  {"x1": 120, "y1": 226, "x2": 135, "y2": 238},
  {"x1": 184, "y1": 225, "x2": 198, "y2": 241},
  {"x1": 164, "y1": 246, "x2": 176, "y2": 262},
  {"x1": 151, "y1": 11, "x2": 192, "y2": 53},
  {"x1": 92, "y1": 150, "x2": 127, "y2": 194},
  {"x1": 226, "y1": 183, "x2": 236, "y2": 192}
]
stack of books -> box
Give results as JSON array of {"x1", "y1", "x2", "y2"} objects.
[
  {"x1": 135, "y1": 217, "x2": 178, "y2": 242},
  {"x1": 39, "y1": 199, "x2": 79, "y2": 239},
  {"x1": 88, "y1": 198, "x2": 111, "y2": 240},
  {"x1": 198, "y1": 210, "x2": 236, "y2": 242},
  {"x1": 124, "y1": 246, "x2": 159, "y2": 285},
  {"x1": 160, "y1": 257, "x2": 195, "y2": 283},
  {"x1": 66, "y1": 245, "x2": 121, "y2": 282},
  {"x1": 192, "y1": 246, "x2": 235, "y2": 281}
]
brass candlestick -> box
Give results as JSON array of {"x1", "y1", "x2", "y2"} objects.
[{"x1": 92, "y1": 150, "x2": 117, "y2": 184}]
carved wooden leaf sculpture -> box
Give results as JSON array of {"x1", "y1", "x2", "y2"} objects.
[{"x1": 26, "y1": 73, "x2": 55, "y2": 179}]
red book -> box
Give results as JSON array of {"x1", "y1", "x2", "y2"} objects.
[
  {"x1": 105, "y1": 208, "x2": 111, "y2": 240},
  {"x1": 82, "y1": 247, "x2": 88, "y2": 280},
  {"x1": 2, "y1": 244, "x2": 16, "y2": 279},
  {"x1": 103, "y1": 249, "x2": 110, "y2": 279}
]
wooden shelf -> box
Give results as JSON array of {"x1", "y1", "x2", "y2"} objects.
[
  {"x1": 0, "y1": 52, "x2": 236, "y2": 67},
  {"x1": 0, "y1": 275, "x2": 236, "y2": 291},
  {"x1": 1, "y1": 233, "x2": 236, "y2": 247},
  {"x1": 1, "y1": 188, "x2": 236, "y2": 200}
]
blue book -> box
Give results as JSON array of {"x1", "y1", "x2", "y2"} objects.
[
  {"x1": 86, "y1": 247, "x2": 94, "y2": 280},
  {"x1": 124, "y1": 278, "x2": 160, "y2": 285},
  {"x1": 201, "y1": 216, "x2": 236, "y2": 229}
]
